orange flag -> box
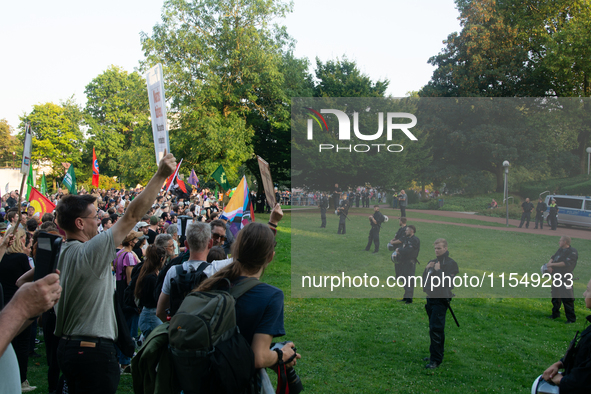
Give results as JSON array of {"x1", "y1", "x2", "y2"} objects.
[{"x1": 28, "y1": 187, "x2": 56, "y2": 216}]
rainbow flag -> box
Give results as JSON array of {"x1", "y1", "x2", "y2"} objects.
[{"x1": 223, "y1": 176, "x2": 253, "y2": 236}]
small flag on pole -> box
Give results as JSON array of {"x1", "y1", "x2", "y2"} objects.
[
  {"x1": 26, "y1": 165, "x2": 34, "y2": 200},
  {"x1": 164, "y1": 158, "x2": 182, "y2": 193},
  {"x1": 188, "y1": 169, "x2": 199, "y2": 187},
  {"x1": 62, "y1": 165, "x2": 77, "y2": 195},
  {"x1": 211, "y1": 165, "x2": 230, "y2": 189},
  {"x1": 92, "y1": 147, "x2": 100, "y2": 187},
  {"x1": 40, "y1": 173, "x2": 47, "y2": 195}
]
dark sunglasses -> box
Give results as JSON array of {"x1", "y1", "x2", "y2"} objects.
[{"x1": 212, "y1": 233, "x2": 227, "y2": 241}]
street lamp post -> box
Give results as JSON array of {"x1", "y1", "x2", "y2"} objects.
[
  {"x1": 12, "y1": 151, "x2": 15, "y2": 168},
  {"x1": 586, "y1": 147, "x2": 591, "y2": 175},
  {"x1": 503, "y1": 161, "x2": 510, "y2": 227}
]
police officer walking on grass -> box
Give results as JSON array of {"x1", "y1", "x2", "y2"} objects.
[
  {"x1": 422, "y1": 238, "x2": 459, "y2": 369},
  {"x1": 364, "y1": 205, "x2": 385, "y2": 254},
  {"x1": 534, "y1": 197, "x2": 547, "y2": 229}
]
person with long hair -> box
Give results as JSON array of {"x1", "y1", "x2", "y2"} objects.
[
  {"x1": 0, "y1": 229, "x2": 36, "y2": 392},
  {"x1": 135, "y1": 245, "x2": 167, "y2": 338},
  {"x1": 197, "y1": 222, "x2": 301, "y2": 370}
]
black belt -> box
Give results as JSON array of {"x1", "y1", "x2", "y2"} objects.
[{"x1": 61, "y1": 335, "x2": 114, "y2": 344}]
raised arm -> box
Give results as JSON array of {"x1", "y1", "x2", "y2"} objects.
[{"x1": 111, "y1": 152, "x2": 176, "y2": 246}]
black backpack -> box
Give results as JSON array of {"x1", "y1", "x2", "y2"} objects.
[
  {"x1": 168, "y1": 262, "x2": 210, "y2": 317},
  {"x1": 123, "y1": 262, "x2": 144, "y2": 314},
  {"x1": 169, "y1": 278, "x2": 261, "y2": 394}
]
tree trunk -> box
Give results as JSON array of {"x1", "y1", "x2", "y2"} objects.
[{"x1": 495, "y1": 167, "x2": 504, "y2": 193}]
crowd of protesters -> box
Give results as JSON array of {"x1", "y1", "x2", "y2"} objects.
[{"x1": 0, "y1": 155, "x2": 297, "y2": 394}]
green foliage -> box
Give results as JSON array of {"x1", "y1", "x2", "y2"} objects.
[
  {"x1": 140, "y1": 0, "x2": 296, "y2": 186},
  {"x1": 19, "y1": 100, "x2": 84, "y2": 177},
  {"x1": 313, "y1": 57, "x2": 389, "y2": 98},
  {"x1": 83, "y1": 66, "x2": 154, "y2": 186},
  {"x1": 520, "y1": 174, "x2": 591, "y2": 197},
  {"x1": 0, "y1": 119, "x2": 18, "y2": 166}
]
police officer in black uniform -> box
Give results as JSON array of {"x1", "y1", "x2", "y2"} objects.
[
  {"x1": 422, "y1": 238, "x2": 459, "y2": 369},
  {"x1": 519, "y1": 197, "x2": 534, "y2": 228},
  {"x1": 337, "y1": 194, "x2": 348, "y2": 234},
  {"x1": 355, "y1": 191, "x2": 361, "y2": 208},
  {"x1": 319, "y1": 192, "x2": 328, "y2": 228},
  {"x1": 546, "y1": 236, "x2": 578, "y2": 323},
  {"x1": 549, "y1": 198, "x2": 558, "y2": 230},
  {"x1": 332, "y1": 184, "x2": 342, "y2": 211},
  {"x1": 534, "y1": 197, "x2": 547, "y2": 229},
  {"x1": 394, "y1": 225, "x2": 420, "y2": 303},
  {"x1": 389, "y1": 218, "x2": 408, "y2": 279},
  {"x1": 364, "y1": 205, "x2": 385, "y2": 253}
]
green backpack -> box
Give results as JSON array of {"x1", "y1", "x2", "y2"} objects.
[
  {"x1": 131, "y1": 322, "x2": 181, "y2": 394},
  {"x1": 169, "y1": 277, "x2": 261, "y2": 394}
]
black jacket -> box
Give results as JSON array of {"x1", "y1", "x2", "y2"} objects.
[
  {"x1": 422, "y1": 251, "x2": 459, "y2": 298},
  {"x1": 560, "y1": 315, "x2": 591, "y2": 393},
  {"x1": 398, "y1": 235, "x2": 420, "y2": 263}
]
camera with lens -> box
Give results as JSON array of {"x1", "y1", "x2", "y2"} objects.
[{"x1": 270, "y1": 341, "x2": 303, "y2": 394}]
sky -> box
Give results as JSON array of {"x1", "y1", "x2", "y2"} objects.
[{"x1": 0, "y1": 0, "x2": 461, "y2": 131}]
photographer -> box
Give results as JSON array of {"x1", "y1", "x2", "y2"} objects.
[
  {"x1": 364, "y1": 205, "x2": 385, "y2": 253},
  {"x1": 422, "y1": 239, "x2": 459, "y2": 369},
  {"x1": 394, "y1": 225, "x2": 420, "y2": 304},
  {"x1": 539, "y1": 277, "x2": 591, "y2": 393}
]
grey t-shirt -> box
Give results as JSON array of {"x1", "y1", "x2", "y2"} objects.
[
  {"x1": 399, "y1": 194, "x2": 407, "y2": 207},
  {"x1": 54, "y1": 230, "x2": 117, "y2": 340}
]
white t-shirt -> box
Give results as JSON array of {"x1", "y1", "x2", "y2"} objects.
[{"x1": 161, "y1": 260, "x2": 208, "y2": 296}]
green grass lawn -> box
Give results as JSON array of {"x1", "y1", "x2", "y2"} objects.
[{"x1": 27, "y1": 211, "x2": 589, "y2": 393}]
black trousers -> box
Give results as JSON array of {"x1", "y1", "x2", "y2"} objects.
[
  {"x1": 425, "y1": 298, "x2": 448, "y2": 364},
  {"x1": 320, "y1": 208, "x2": 326, "y2": 228},
  {"x1": 519, "y1": 212, "x2": 531, "y2": 228},
  {"x1": 400, "y1": 206, "x2": 406, "y2": 218},
  {"x1": 398, "y1": 262, "x2": 416, "y2": 299},
  {"x1": 551, "y1": 297, "x2": 576, "y2": 322},
  {"x1": 337, "y1": 217, "x2": 346, "y2": 234},
  {"x1": 365, "y1": 227, "x2": 380, "y2": 252},
  {"x1": 534, "y1": 213, "x2": 544, "y2": 229},
  {"x1": 57, "y1": 338, "x2": 120, "y2": 394},
  {"x1": 43, "y1": 310, "x2": 61, "y2": 392},
  {"x1": 550, "y1": 215, "x2": 558, "y2": 230},
  {"x1": 12, "y1": 324, "x2": 32, "y2": 383}
]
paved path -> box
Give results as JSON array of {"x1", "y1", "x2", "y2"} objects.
[{"x1": 378, "y1": 207, "x2": 591, "y2": 240}]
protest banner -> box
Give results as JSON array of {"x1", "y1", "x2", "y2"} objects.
[
  {"x1": 256, "y1": 156, "x2": 276, "y2": 207},
  {"x1": 146, "y1": 63, "x2": 170, "y2": 164}
]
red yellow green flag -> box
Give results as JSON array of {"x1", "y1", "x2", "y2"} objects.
[{"x1": 28, "y1": 187, "x2": 56, "y2": 216}]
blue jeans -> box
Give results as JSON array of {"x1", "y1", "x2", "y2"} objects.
[{"x1": 139, "y1": 307, "x2": 162, "y2": 338}]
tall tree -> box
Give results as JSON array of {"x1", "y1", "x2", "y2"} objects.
[
  {"x1": 84, "y1": 66, "x2": 152, "y2": 183},
  {"x1": 314, "y1": 57, "x2": 389, "y2": 98},
  {"x1": 421, "y1": 0, "x2": 543, "y2": 98},
  {"x1": 0, "y1": 119, "x2": 18, "y2": 167},
  {"x1": 19, "y1": 100, "x2": 84, "y2": 183},
  {"x1": 140, "y1": 0, "x2": 293, "y2": 187}
]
